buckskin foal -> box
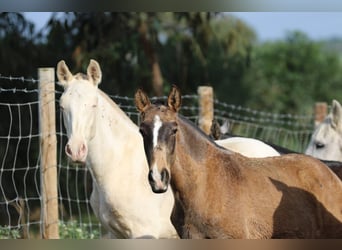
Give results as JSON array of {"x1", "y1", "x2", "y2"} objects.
[{"x1": 135, "y1": 85, "x2": 342, "y2": 239}]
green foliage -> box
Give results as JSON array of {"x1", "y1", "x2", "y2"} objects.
[
  {"x1": 0, "y1": 226, "x2": 21, "y2": 239},
  {"x1": 59, "y1": 220, "x2": 100, "y2": 239},
  {"x1": 243, "y1": 31, "x2": 342, "y2": 114},
  {"x1": 2, "y1": 12, "x2": 342, "y2": 111},
  {"x1": 159, "y1": 13, "x2": 256, "y2": 102}
]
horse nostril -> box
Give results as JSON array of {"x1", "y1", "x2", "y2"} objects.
[
  {"x1": 79, "y1": 143, "x2": 87, "y2": 156},
  {"x1": 161, "y1": 169, "x2": 169, "y2": 184},
  {"x1": 65, "y1": 144, "x2": 72, "y2": 156},
  {"x1": 148, "y1": 170, "x2": 155, "y2": 184}
]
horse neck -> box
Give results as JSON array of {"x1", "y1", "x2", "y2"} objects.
[
  {"x1": 170, "y1": 116, "x2": 243, "y2": 210},
  {"x1": 171, "y1": 116, "x2": 227, "y2": 196},
  {"x1": 176, "y1": 115, "x2": 217, "y2": 162},
  {"x1": 94, "y1": 91, "x2": 138, "y2": 144},
  {"x1": 87, "y1": 91, "x2": 147, "y2": 183}
]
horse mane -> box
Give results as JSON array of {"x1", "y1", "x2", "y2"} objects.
[
  {"x1": 151, "y1": 99, "x2": 166, "y2": 106},
  {"x1": 74, "y1": 73, "x2": 89, "y2": 81},
  {"x1": 97, "y1": 89, "x2": 137, "y2": 126},
  {"x1": 177, "y1": 114, "x2": 222, "y2": 147},
  {"x1": 149, "y1": 99, "x2": 213, "y2": 141}
]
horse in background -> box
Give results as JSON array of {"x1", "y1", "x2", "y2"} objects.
[
  {"x1": 135, "y1": 85, "x2": 342, "y2": 239},
  {"x1": 57, "y1": 59, "x2": 178, "y2": 238},
  {"x1": 305, "y1": 99, "x2": 342, "y2": 162},
  {"x1": 210, "y1": 118, "x2": 280, "y2": 157},
  {"x1": 215, "y1": 137, "x2": 280, "y2": 158},
  {"x1": 211, "y1": 119, "x2": 342, "y2": 180},
  {"x1": 210, "y1": 118, "x2": 296, "y2": 155}
]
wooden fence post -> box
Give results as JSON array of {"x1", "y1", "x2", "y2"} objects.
[
  {"x1": 198, "y1": 86, "x2": 214, "y2": 135},
  {"x1": 314, "y1": 102, "x2": 328, "y2": 127},
  {"x1": 39, "y1": 67, "x2": 59, "y2": 239}
]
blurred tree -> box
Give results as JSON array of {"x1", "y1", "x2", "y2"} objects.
[
  {"x1": 44, "y1": 13, "x2": 140, "y2": 96},
  {"x1": 207, "y1": 14, "x2": 256, "y2": 104},
  {"x1": 0, "y1": 13, "x2": 37, "y2": 76},
  {"x1": 243, "y1": 31, "x2": 342, "y2": 114},
  {"x1": 159, "y1": 12, "x2": 256, "y2": 103}
]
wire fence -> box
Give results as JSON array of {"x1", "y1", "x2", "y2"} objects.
[
  {"x1": 0, "y1": 73, "x2": 317, "y2": 239},
  {"x1": 213, "y1": 99, "x2": 315, "y2": 153}
]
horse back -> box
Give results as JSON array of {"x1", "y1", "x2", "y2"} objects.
[{"x1": 228, "y1": 153, "x2": 342, "y2": 238}]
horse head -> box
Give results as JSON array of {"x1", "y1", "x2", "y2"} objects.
[
  {"x1": 135, "y1": 85, "x2": 181, "y2": 193},
  {"x1": 57, "y1": 59, "x2": 102, "y2": 163},
  {"x1": 305, "y1": 99, "x2": 342, "y2": 161}
]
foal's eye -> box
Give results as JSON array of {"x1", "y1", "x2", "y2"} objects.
[
  {"x1": 315, "y1": 142, "x2": 325, "y2": 149},
  {"x1": 171, "y1": 128, "x2": 178, "y2": 135},
  {"x1": 170, "y1": 122, "x2": 178, "y2": 135}
]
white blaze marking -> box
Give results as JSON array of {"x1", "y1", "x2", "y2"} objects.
[
  {"x1": 152, "y1": 163, "x2": 162, "y2": 181},
  {"x1": 153, "y1": 115, "x2": 162, "y2": 148}
]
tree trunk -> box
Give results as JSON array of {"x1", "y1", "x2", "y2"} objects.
[{"x1": 139, "y1": 21, "x2": 163, "y2": 96}]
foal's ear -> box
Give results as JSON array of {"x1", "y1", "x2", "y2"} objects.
[
  {"x1": 87, "y1": 59, "x2": 102, "y2": 86},
  {"x1": 135, "y1": 88, "x2": 151, "y2": 113},
  {"x1": 56, "y1": 60, "x2": 73, "y2": 88},
  {"x1": 331, "y1": 99, "x2": 342, "y2": 127},
  {"x1": 167, "y1": 85, "x2": 181, "y2": 112}
]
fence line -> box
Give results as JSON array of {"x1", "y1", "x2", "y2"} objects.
[
  {"x1": 38, "y1": 68, "x2": 58, "y2": 239},
  {"x1": 0, "y1": 73, "x2": 323, "y2": 238}
]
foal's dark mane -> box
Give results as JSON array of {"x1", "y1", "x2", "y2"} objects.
[
  {"x1": 186, "y1": 109, "x2": 242, "y2": 149},
  {"x1": 178, "y1": 114, "x2": 213, "y2": 139},
  {"x1": 177, "y1": 114, "x2": 230, "y2": 150},
  {"x1": 151, "y1": 100, "x2": 217, "y2": 144}
]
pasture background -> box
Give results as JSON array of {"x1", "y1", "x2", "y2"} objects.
[
  {"x1": 0, "y1": 73, "x2": 317, "y2": 239},
  {"x1": 0, "y1": 12, "x2": 341, "y2": 238}
]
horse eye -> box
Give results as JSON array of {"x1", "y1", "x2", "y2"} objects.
[
  {"x1": 171, "y1": 122, "x2": 178, "y2": 135},
  {"x1": 315, "y1": 142, "x2": 325, "y2": 149}
]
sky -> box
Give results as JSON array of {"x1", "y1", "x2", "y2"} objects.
[
  {"x1": 23, "y1": 12, "x2": 342, "y2": 42},
  {"x1": 231, "y1": 12, "x2": 342, "y2": 41}
]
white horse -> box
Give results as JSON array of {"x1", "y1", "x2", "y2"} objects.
[
  {"x1": 215, "y1": 137, "x2": 280, "y2": 157},
  {"x1": 210, "y1": 119, "x2": 280, "y2": 157},
  {"x1": 57, "y1": 59, "x2": 178, "y2": 238},
  {"x1": 305, "y1": 99, "x2": 342, "y2": 161}
]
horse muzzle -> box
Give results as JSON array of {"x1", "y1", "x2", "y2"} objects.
[
  {"x1": 65, "y1": 141, "x2": 88, "y2": 163},
  {"x1": 148, "y1": 168, "x2": 170, "y2": 193}
]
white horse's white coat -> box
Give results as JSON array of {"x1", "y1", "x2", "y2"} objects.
[
  {"x1": 215, "y1": 137, "x2": 280, "y2": 157},
  {"x1": 57, "y1": 60, "x2": 178, "y2": 239},
  {"x1": 305, "y1": 99, "x2": 342, "y2": 161}
]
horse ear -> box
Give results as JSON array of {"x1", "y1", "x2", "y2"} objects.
[
  {"x1": 87, "y1": 59, "x2": 102, "y2": 86},
  {"x1": 220, "y1": 119, "x2": 230, "y2": 134},
  {"x1": 56, "y1": 60, "x2": 73, "y2": 87},
  {"x1": 167, "y1": 85, "x2": 182, "y2": 112},
  {"x1": 331, "y1": 99, "x2": 342, "y2": 127},
  {"x1": 135, "y1": 88, "x2": 151, "y2": 113}
]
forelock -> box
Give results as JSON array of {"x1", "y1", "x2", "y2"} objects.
[{"x1": 74, "y1": 73, "x2": 89, "y2": 81}]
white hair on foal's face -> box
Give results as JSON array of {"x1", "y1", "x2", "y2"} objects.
[
  {"x1": 151, "y1": 115, "x2": 163, "y2": 180},
  {"x1": 153, "y1": 115, "x2": 162, "y2": 149}
]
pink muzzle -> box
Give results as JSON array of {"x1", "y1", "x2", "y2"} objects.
[{"x1": 65, "y1": 140, "x2": 88, "y2": 163}]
